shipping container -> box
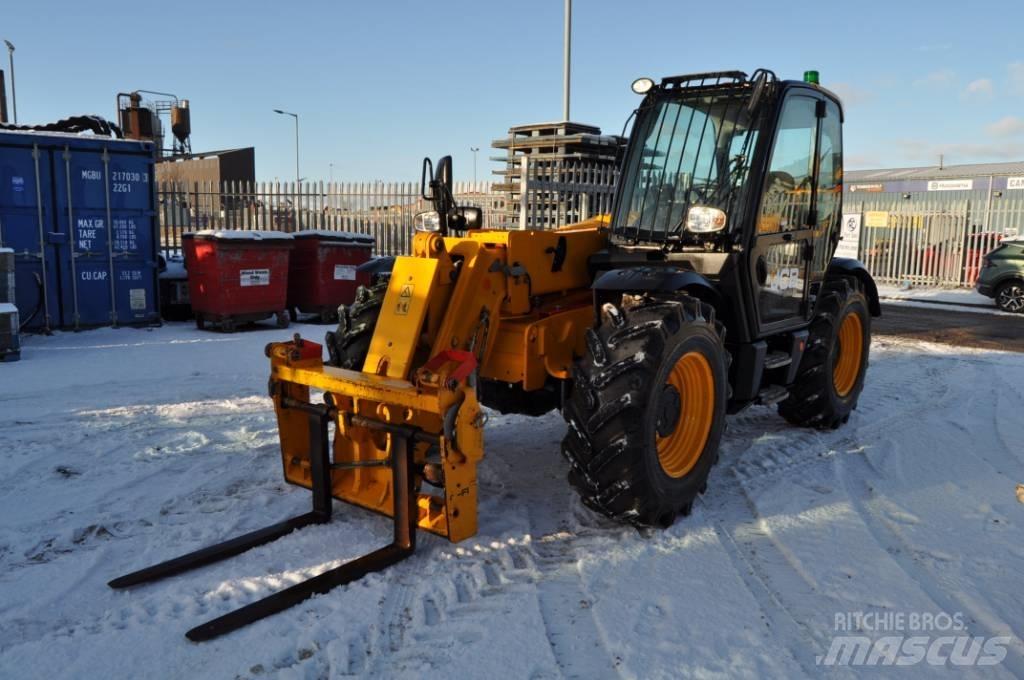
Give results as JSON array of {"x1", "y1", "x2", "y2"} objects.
[
  {"x1": 0, "y1": 129, "x2": 159, "y2": 330},
  {"x1": 0, "y1": 302, "x2": 19, "y2": 361},
  {"x1": 0, "y1": 247, "x2": 13, "y2": 304}
]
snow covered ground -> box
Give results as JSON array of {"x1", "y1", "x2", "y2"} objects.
[
  {"x1": 875, "y1": 284, "x2": 1020, "y2": 317},
  {"x1": 1, "y1": 323, "x2": 1023, "y2": 679}
]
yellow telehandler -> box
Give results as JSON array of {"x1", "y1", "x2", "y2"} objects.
[{"x1": 111, "y1": 69, "x2": 880, "y2": 641}]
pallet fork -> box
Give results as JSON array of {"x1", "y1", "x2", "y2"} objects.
[{"x1": 109, "y1": 388, "x2": 423, "y2": 642}]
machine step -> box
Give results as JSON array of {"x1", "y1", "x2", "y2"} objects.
[
  {"x1": 756, "y1": 385, "x2": 789, "y2": 405},
  {"x1": 763, "y1": 351, "x2": 792, "y2": 370}
]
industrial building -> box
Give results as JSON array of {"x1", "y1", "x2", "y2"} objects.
[
  {"x1": 491, "y1": 121, "x2": 622, "y2": 229},
  {"x1": 843, "y1": 160, "x2": 1024, "y2": 287}
]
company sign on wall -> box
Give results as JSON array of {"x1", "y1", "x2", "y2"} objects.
[
  {"x1": 1007, "y1": 177, "x2": 1024, "y2": 190},
  {"x1": 926, "y1": 179, "x2": 973, "y2": 191}
]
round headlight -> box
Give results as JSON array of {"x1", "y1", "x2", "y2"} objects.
[{"x1": 631, "y1": 77, "x2": 655, "y2": 95}]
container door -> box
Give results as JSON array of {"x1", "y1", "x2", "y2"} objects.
[
  {"x1": 0, "y1": 141, "x2": 60, "y2": 331},
  {"x1": 53, "y1": 144, "x2": 157, "y2": 327}
]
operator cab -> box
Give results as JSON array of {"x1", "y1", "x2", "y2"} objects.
[{"x1": 600, "y1": 69, "x2": 846, "y2": 342}]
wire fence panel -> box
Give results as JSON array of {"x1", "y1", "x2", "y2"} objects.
[
  {"x1": 157, "y1": 159, "x2": 619, "y2": 256},
  {"x1": 845, "y1": 194, "x2": 1023, "y2": 288},
  {"x1": 156, "y1": 159, "x2": 618, "y2": 255}
]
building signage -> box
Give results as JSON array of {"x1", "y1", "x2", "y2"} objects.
[
  {"x1": 926, "y1": 179, "x2": 973, "y2": 191},
  {"x1": 848, "y1": 183, "x2": 884, "y2": 193},
  {"x1": 836, "y1": 214, "x2": 862, "y2": 259},
  {"x1": 864, "y1": 211, "x2": 889, "y2": 228},
  {"x1": 1007, "y1": 177, "x2": 1024, "y2": 190}
]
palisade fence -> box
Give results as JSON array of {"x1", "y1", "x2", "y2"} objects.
[
  {"x1": 846, "y1": 195, "x2": 1023, "y2": 288},
  {"x1": 157, "y1": 159, "x2": 619, "y2": 256}
]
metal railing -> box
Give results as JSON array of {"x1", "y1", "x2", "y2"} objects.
[
  {"x1": 157, "y1": 159, "x2": 619, "y2": 256},
  {"x1": 846, "y1": 195, "x2": 1020, "y2": 287}
]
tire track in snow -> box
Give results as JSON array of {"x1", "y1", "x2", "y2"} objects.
[
  {"x1": 836, "y1": 452, "x2": 1024, "y2": 678},
  {"x1": 696, "y1": 351, "x2": 954, "y2": 674}
]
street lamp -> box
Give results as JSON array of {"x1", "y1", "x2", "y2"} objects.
[
  {"x1": 273, "y1": 109, "x2": 300, "y2": 186},
  {"x1": 4, "y1": 40, "x2": 16, "y2": 124},
  {"x1": 470, "y1": 147, "x2": 479, "y2": 184}
]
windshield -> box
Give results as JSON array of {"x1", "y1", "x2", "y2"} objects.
[{"x1": 613, "y1": 88, "x2": 762, "y2": 242}]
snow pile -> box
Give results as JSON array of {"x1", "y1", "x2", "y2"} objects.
[
  {"x1": 293, "y1": 230, "x2": 375, "y2": 245},
  {"x1": 0, "y1": 326, "x2": 1022, "y2": 678},
  {"x1": 184, "y1": 230, "x2": 294, "y2": 241}
]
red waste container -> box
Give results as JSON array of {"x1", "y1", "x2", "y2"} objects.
[
  {"x1": 287, "y1": 230, "x2": 375, "y2": 322},
  {"x1": 183, "y1": 230, "x2": 294, "y2": 332}
]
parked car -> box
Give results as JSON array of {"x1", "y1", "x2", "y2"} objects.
[{"x1": 976, "y1": 239, "x2": 1024, "y2": 312}]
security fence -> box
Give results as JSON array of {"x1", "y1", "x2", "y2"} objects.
[
  {"x1": 157, "y1": 160, "x2": 618, "y2": 256},
  {"x1": 845, "y1": 195, "x2": 1021, "y2": 288}
]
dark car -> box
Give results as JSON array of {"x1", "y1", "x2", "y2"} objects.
[{"x1": 977, "y1": 239, "x2": 1024, "y2": 312}]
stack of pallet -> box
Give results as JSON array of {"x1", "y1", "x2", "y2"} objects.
[{"x1": 0, "y1": 247, "x2": 18, "y2": 362}]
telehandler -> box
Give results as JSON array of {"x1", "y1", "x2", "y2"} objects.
[{"x1": 111, "y1": 69, "x2": 880, "y2": 640}]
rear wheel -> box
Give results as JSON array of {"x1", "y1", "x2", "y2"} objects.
[
  {"x1": 325, "y1": 280, "x2": 388, "y2": 368},
  {"x1": 561, "y1": 293, "x2": 727, "y2": 527},
  {"x1": 779, "y1": 279, "x2": 870, "y2": 429},
  {"x1": 995, "y1": 280, "x2": 1024, "y2": 313}
]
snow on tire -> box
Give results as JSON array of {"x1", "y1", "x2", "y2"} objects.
[
  {"x1": 778, "y1": 278, "x2": 871, "y2": 429},
  {"x1": 561, "y1": 293, "x2": 727, "y2": 528}
]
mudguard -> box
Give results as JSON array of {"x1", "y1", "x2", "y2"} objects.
[
  {"x1": 827, "y1": 257, "x2": 881, "y2": 316},
  {"x1": 357, "y1": 256, "x2": 396, "y2": 282},
  {"x1": 592, "y1": 266, "x2": 721, "y2": 305}
]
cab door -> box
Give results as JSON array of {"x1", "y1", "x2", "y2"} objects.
[{"x1": 749, "y1": 91, "x2": 822, "y2": 333}]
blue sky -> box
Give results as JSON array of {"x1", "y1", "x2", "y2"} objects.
[{"x1": 7, "y1": 0, "x2": 1024, "y2": 181}]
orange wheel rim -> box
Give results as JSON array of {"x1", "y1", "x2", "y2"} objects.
[
  {"x1": 833, "y1": 312, "x2": 863, "y2": 397},
  {"x1": 656, "y1": 351, "x2": 715, "y2": 478}
]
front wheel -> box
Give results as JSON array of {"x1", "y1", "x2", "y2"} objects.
[
  {"x1": 995, "y1": 280, "x2": 1024, "y2": 313},
  {"x1": 779, "y1": 279, "x2": 871, "y2": 429},
  {"x1": 561, "y1": 293, "x2": 727, "y2": 527}
]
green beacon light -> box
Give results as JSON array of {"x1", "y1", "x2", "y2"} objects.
[{"x1": 804, "y1": 70, "x2": 820, "y2": 85}]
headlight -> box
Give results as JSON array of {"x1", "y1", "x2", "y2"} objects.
[
  {"x1": 685, "y1": 206, "x2": 727, "y2": 233},
  {"x1": 631, "y1": 77, "x2": 655, "y2": 94},
  {"x1": 413, "y1": 210, "x2": 441, "y2": 232}
]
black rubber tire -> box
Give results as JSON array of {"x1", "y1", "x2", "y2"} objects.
[
  {"x1": 276, "y1": 311, "x2": 290, "y2": 329},
  {"x1": 221, "y1": 318, "x2": 236, "y2": 333},
  {"x1": 195, "y1": 314, "x2": 205, "y2": 330},
  {"x1": 325, "y1": 280, "x2": 388, "y2": 368},
  {"x1": 995, "y1": 280, "x2": 1024, "y2": 313},
  {"x1": 561, "y1": 293, "x2": 727, "y2": 527},
  {"x1": 778, "y1": 279, "x2": 871, "y2": 429}
]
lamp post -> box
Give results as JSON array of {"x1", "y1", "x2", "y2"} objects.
[
  {"x1": 4, "y1": 40, "x2": 16, "y2": 124},
  {"x1": 470, "y1": 147, "x2": 479, "y2": 184},
  {"x1": 563, "y1": 0, "x2": 571, "y2": 122},
  {"x1": 273, "y1": 109, "x2": 300, "y2": 186}
]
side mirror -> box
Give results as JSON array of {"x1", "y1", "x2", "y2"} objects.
[
  {"x1": 747, "y1": 71, "x2": 769, "y2": 116},
  {"x1": 435, "y1": 155, "x2": 453, "y2": 197},
  {"x1": 462, "y1": 207, "x2": 482, "y2": 230},
  {"x1": 421, "y1": 157, "x2": 434, "y2": 200}
]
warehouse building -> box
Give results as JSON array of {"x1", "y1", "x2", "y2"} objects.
[{"x1": 842, "y1": 160, "x2": 1024, "y2": 287}]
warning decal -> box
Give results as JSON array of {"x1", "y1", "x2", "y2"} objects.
[
  {"x1": 240, "y1": 269, "x2": 270, "y2": 287},
  {"x1": 395, "y1": 283, "x2": 413, "y2": 315}
]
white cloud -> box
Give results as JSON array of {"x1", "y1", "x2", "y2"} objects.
[
  {"x1": 829, "y1": 82, "x2": 873, "y2": 107},
  {"x1": 913, "y1": 69, "x2": 956, "y2": 88},
  {"x1": 963, "y1": 78, "x2": 993, "y2": 98},
  {"x1": 986, "y1": 116, "x2": 1024, "y2": 137}
]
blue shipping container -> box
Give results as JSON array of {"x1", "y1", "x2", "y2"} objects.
[{"x1": 0, "y1": 129, "x2": 159, "y2": 330}]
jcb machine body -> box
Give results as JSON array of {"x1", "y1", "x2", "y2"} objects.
[{"x1": 112, "y1": 69, "x2": 880, "y2": 640}]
